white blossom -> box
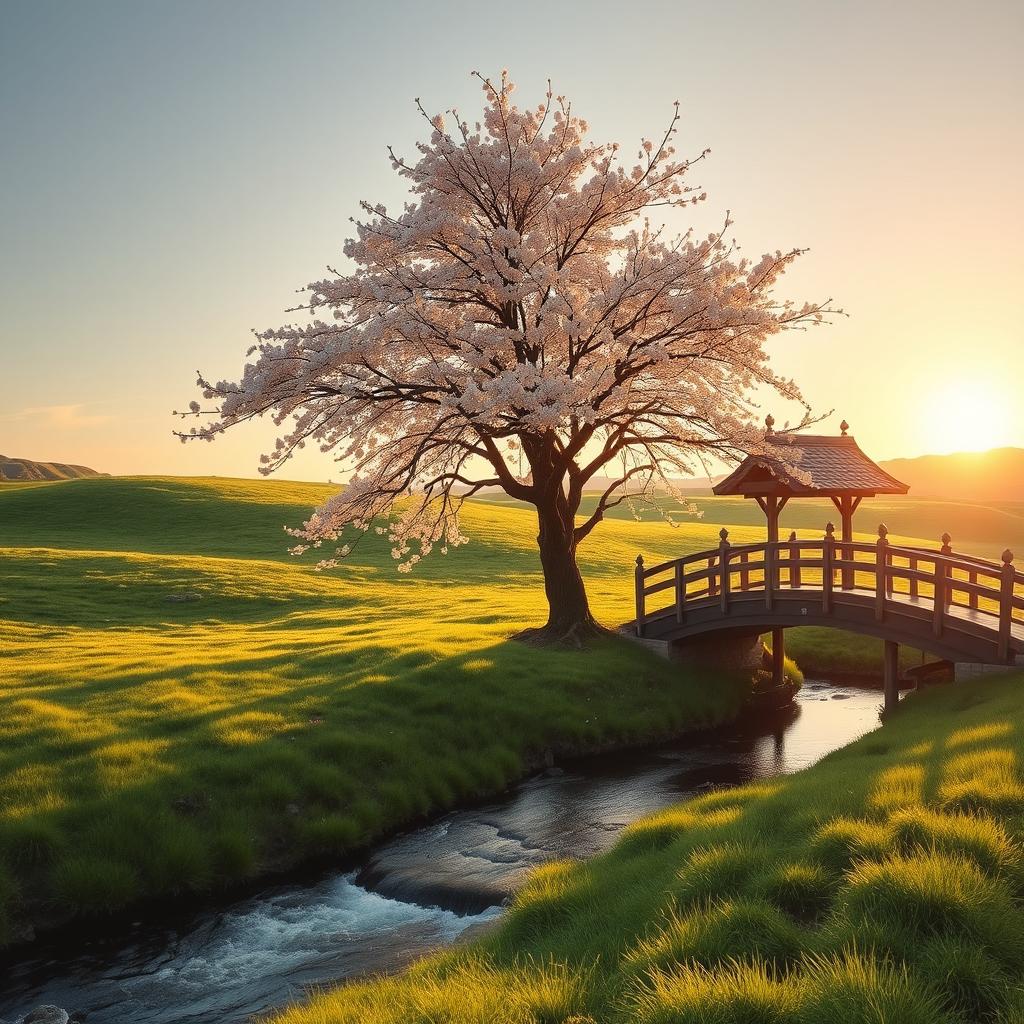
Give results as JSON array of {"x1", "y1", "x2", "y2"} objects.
[{"x1": 180, "y1": 72, "x2": 834, "y2": 594}]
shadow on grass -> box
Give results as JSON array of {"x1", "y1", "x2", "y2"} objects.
[
  {"x1": 258, "y1": 672, "x2": 1024, "y2": 1024},
  {"x1": 0, "y1": 630, "x2": 746, "y2": 942}
]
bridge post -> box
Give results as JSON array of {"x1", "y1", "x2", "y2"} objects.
[
  {"x1": 875, "y1": 525, "x2": 889, "y2": 622},
  {"x1": 719, "y1": 529, "x2": 731, "y2": 613},
  {"x1": 941, "y1": 533, "x2": 953, "y2": 610},
  {"x1": 674, "y1": 562, "x2": 685, "y2": 624},
  {"x1": 772, "y1": 628, "x2": 785, "y2": 688},
  {"x1": 883, "y1": 640, "x2": 900, "y2": 714},
  {"x1": 765, "y1": 542, "x2": 775, "y2": 610},
  {"x1": 832, "y1": 494, "x2": 860, "y2": 591},
  {"x1": 822, "y1": 522, "x2": 835, "y2": 613},
  {"x1": 998, "y1": 549, "x2": 1015, "y2": 662},
  {"x1": 635, "y1": 555, "x2": 646, "y2": 637},
  {"x1": 933, "y1": 557, "x2": 945, "y2": 637},
  {"x1": 933, "y1": 534, "x2": 952, "y2": 638}
]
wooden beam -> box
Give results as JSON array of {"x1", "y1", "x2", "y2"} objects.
[
  {"x1": 634, "y1": 538, "x2": 1017, "y2": 676},
  {"x1": 998, "y1": 549, "x2": 1015, "y2": 661},
  {"x1": 822, "y1": 522, "x2": 835, "y2": 613},
  {"x1": 734, "y1": 482, "x2": 799, "y2": 496},
  {"x1": 839, "y1": 495, "x2": 855, "y2": 591},
  {"x1": 884, "y1": 640, "x2": 899, "y2": 714},
  {"x1": 766, "y1": 495, "x2": 780, "y2": 543},
  {"x1": 875, "y1": 524, "x2": 889, "y2": 621},
  {"x1": 634, "y1": 556, "x2": 646, "y2": 637},
  {"x1": 772, "y1": 629, "x2": 785, "y2": 688}
]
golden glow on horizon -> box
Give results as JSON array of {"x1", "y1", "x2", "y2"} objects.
[{"x1": 923, "y1": 381, "x2": 1013, "y2": 455}]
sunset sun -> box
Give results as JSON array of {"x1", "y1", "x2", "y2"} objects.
[{"x1": 924, "y1": 381, "x2": 1012, "y2": 454}]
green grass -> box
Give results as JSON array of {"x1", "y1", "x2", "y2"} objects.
[
  {"x1": 480, "y1": 492, "x2": 1024, "y2": 560},
  {"x1": 778, "y1": 627, "x2": 926, "y2": 680},
  {"x1": 0, "y1": 476, "x2": 760, "y2": 941},
  {"x1": 2, "y1": 477, "x2": 1017, "y2": 944},
  {"x1": 269, "y1": 670, "x2": 1024, "y2": 1024}
]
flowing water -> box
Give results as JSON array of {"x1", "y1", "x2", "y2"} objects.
[{"x1": 0, "y1": 681, "x2": 882, "y2": 1024}]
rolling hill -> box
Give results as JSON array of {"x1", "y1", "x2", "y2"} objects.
[
  {"x1": 879, "y1": 447, "x2": 1024, "y2": 502},
  {"x1": 0, "y1": 454, "x2": 104, "y2": 483},
  {"x1": 0, "y1": 475, "x2": 744, "y2": 944}
]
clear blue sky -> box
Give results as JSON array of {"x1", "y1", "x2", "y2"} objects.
[{"x1": 2, "y1": 0, "x2": 1022, "y2": 478}]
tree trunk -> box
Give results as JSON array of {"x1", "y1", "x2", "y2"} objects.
[
  {"x1": 512, "y1": 437, "x2": 605, "y2": 646},
  {"x1": 525, "y1": 499, "x2": 603, "y2": 645}
]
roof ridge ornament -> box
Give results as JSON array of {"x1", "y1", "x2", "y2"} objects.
[
  {"x1": 840, "y1": 419, "x2": 849, "y2": 436},
  {"x1": 765, "y1": 413, "x2": 775, "y2": 437}
]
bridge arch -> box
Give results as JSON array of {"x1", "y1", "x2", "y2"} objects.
[{"x1": 632, "y1": 526, "x2": 1024, "y2": 712}]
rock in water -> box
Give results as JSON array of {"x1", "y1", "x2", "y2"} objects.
[{"x1": 21, "y1": 1008, "x2": 70, "y2": 1024}]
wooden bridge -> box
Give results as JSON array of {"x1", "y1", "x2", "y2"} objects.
[{"x1": 632, "y1": 524, "x2": 1024, "y2": 712}]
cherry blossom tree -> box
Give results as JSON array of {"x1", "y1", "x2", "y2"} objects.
[{"x1": 179, "y1": 72, "x2": 835, "y2": 643}]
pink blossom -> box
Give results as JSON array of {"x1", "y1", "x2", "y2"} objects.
[{"x1": 179, "y1": 73, "x2": 834, "y2": 577}]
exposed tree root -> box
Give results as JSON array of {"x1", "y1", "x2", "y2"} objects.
[{"x1": 512, "y1": 618, "x2": 614, "y2": 650}]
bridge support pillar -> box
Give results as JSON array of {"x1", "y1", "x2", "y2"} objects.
[
  {"x1": 884, "y1": 640, "x2": 900, "y2": 714},
  {"x1": 772, "y1": 628, "x2": 785, "y2": 688},
  {"x1": 668, "y1": 631, "x2": 763, "y2": 680}
]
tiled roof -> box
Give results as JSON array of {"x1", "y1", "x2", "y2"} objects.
[{"x1": 713, "y1": 434, "x2": 909, "y2": 497}]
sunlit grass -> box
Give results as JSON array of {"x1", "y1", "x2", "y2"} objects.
[
  {"x1": 267, "y1": 670, "x2": 1024, "y2": 1023},
  {"x1": 626, "y1": 898, "x2": 805, "y2": 973},
  {"x1": 271, "y1": 953, "x2": 595, "y2": 1024},
  {"x1": 4, "y1": 468, "x2": 1019, "y2": 1011},
  {"x1": 1, "y1": 477, "x2": 762, "y2": 939},
  {"x1": 631, "y1": 958, "x2": 802, "y2": 1024},
  {"x1": 479, "y1": 492, "x2": 1024, "y2": 561}
]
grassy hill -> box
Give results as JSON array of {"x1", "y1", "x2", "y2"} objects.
[
  {"x1": 272, "y1": 670, "x2": 1024, "y2": 1024},
  {"x1": 478, "y1": 491, "x2": 1024, "y2": 561},
  {"x1": 0, "y1": 455, "x2": 103, "y2": 483},
  {"x1": 2, "y1": 477, "x2": 1022, "y2": 946},
  {"x1": 879, "y1": 447, "x2": 1024, "y2": 503},
  {"x1": 0, "y1": 477, "x2": 757, "y2": 943}
]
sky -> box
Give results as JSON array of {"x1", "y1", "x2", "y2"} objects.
[{"x1": 2, "y1": 0, "x2": 1022, "y2": 481}]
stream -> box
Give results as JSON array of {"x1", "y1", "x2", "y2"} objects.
[{"x1": 0, "y1": 681, "x2": 882, "y2": 1024}]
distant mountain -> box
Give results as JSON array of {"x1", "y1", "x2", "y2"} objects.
[
  {"x1": 0, "y1": 455, "x2": 104, "y2": 483},
  {"x1": 878, "y1": 448, "x2": 1024, "y2": 502}
]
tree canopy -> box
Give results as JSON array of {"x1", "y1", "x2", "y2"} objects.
[{"x1": 180, "y1": 72, "x2": 835, "y2": 638}]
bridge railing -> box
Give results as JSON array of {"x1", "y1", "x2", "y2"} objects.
[{"x1": 634, "y1": 524, "x2": 1024, "y2": 662}]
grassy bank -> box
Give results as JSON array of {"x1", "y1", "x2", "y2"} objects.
[
  {"x1": 0, "y1": 477, "x2": 757, "y2": 942},
  {"x1": 272, "y1": 670, "x2": 1024, "y2": 1024},
  {"x1": 0, "y1": 477, "x2": 1007, "y2": 943}
]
